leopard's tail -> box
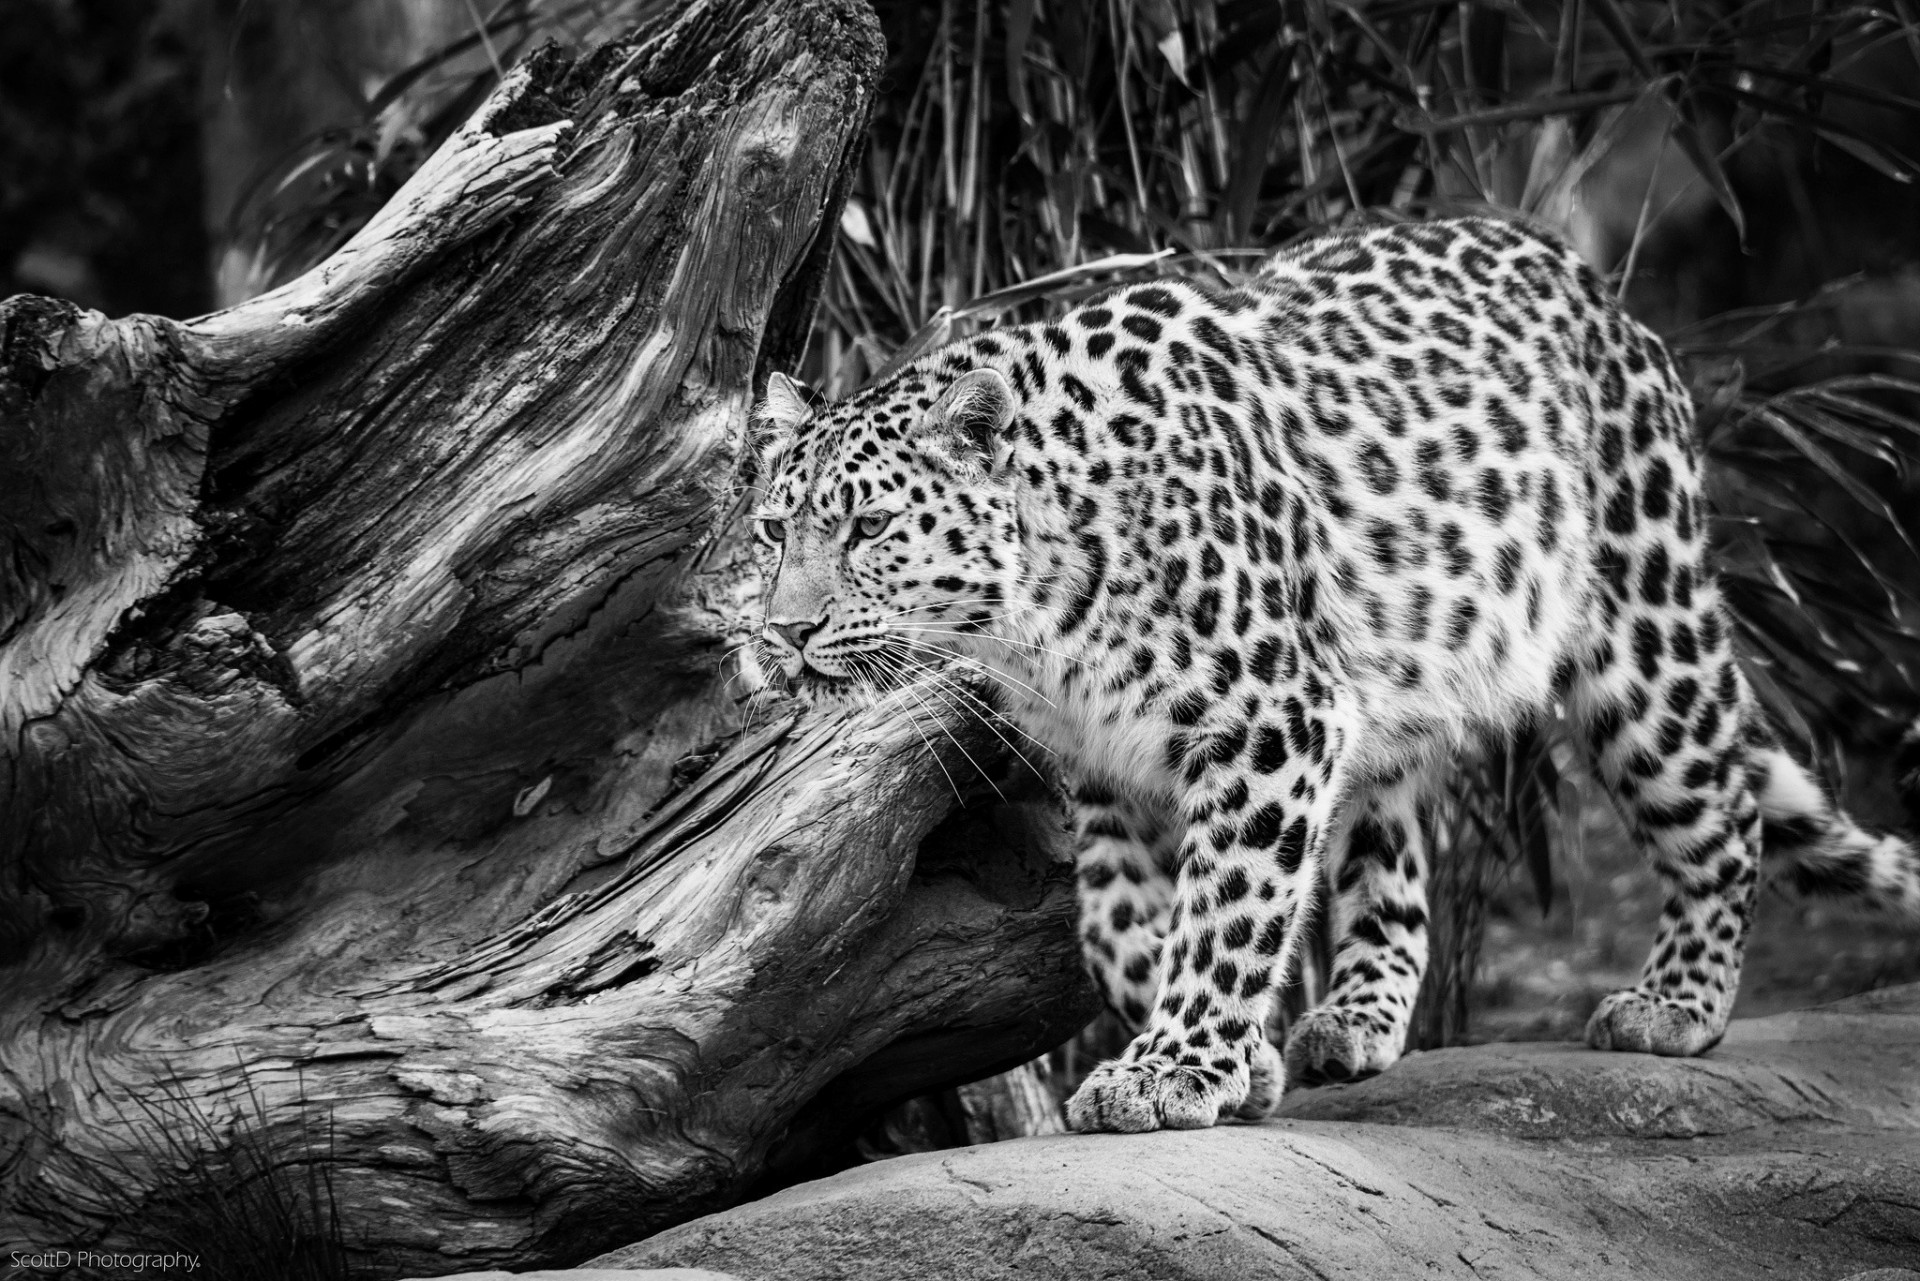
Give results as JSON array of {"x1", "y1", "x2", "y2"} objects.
[{"x1": 1746, "y1": 725, "x2": 1920, "y2": 918}]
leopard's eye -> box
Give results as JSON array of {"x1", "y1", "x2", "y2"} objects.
[
  {"x1": 854, "y1": 512, "x2": 893, "y2": 541},
  {"x1": 758, "y1": 517, "x2": 788, "y2": 544}
]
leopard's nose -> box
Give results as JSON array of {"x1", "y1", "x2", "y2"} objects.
[{"x1": 769, "y1": 618, "x2": 822, "y2": 652}]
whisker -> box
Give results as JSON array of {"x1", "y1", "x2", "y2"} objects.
[
  {"x1": 849, "y1": 646, "x2": 926, "y2": 713},
  {"x1": 872, "y1": 600, "x2": 972, "y2": 623},
  {"x1": 895, "y1": 623, "x2": 1091, "y2": 669},
  {"x1": 736, "y1": 658, "x2": 777, "y2": 734},
  {"x1": 718, "y1": 641, "x2": 750, "y2": 693},
  {"x1": 874, "y1": 599, "x2": 1043, "y2": 626},
  {"x1": 885, "y1": 635, "x2": 1059, "y2": 708},
  {"x1": 844, "y1": 653, "x2": 878, "y2": 700},
  {"x1": 921, "y1": 672, "x2": 1053, "y2": 780},
  {"x1": 902, "y1": 703, "x2": 968, "y2": 805},
  {"x1": 855, "y1": 653, "x2": 967, "y2": 805},
  {"x1": 926, "y1": 670, "x2": 1039, "y2": 745},
  {"x1": 900, "y1": 675, "x2": 1008, "y2": 803},
  {"x1": 889, "y1": 673, "x2": 985, "y2": 804},
  {"x1": 860, "y1": 644, "x2": 1009, "y2": 803}
]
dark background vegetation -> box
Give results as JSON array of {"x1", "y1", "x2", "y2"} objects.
[{"x1": 8, "y1": 0, "x2": 1920, "y2": 1102}]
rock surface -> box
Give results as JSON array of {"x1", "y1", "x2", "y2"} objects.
[
  {"x1": 590, "y1": 984, "x2": 1920, "y2": 1280},
  {"x1": 411, "y1": 1271, "x2": 738, "y2": 1280}
]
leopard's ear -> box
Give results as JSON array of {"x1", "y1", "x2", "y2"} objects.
[
  {"x1": 752, "y1": 372, "x2": 815, "y2": 460},
  {"x1": 922, "y1": 367, "x2": 1015, "y2": 476}
]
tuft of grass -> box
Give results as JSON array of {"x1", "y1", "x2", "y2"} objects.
[{"x1": 16, "y1": 1062, "x2": 366, "y2": 1281}]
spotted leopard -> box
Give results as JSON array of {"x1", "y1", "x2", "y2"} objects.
[{"x1": 748, "y1": 215, "x2": 1920, "y2": 1133}]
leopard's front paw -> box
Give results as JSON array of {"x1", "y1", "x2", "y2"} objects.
[
  {"x1": 1585, "y1": 987, "x2": 1725, "y2": 1056},
  {"x1": 1066, "y1": 1052, "x2": 1244, "y2": 1133},
  {"x1": 1283, "y1": 1005, "x2": 1405, "y2": 1087}
]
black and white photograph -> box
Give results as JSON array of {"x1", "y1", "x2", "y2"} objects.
[{"x1": 4, "y1": 1, "x2": 1920, "y2": 1277}]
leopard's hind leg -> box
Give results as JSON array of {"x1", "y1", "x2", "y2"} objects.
[
  {"x1": 1283, "y1": 762, "x2": 1440, "y2": 1086},
  {"x1": 1566, "y1": 577, "x2": 1762, "y2": 1055},
  {"x1": 1070, "y1": 775, "x2": 1177, "y2": 1031},
  {"x1": 1553, "y1": 333, "x2": 1772, "y2": 1056}
]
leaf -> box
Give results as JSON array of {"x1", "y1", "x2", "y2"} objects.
[
  {"x1": 1219, "y1": 54, "x2": 1294, "y2": 243},
  {"x1": 1524, "y1": 80, "x2": 1670, "y2": 218},
  {"x1": 1397, "y1": 85, "x2": 1648, "y2": 133},
  {"x1": 1461, "y1": 3, "x2": 1510, "y2": 102},
  {"x1": 951, "y1": 249, "x2": 1176, "y2": 323},
  {"x1": 1669, "y1": 114, "x2": 1747, "y2": 246},
  {"x1": 1690, "y1": 354, "x2": 1748, "y2": 440},
  {"x1": 1158, "y1": 30, "x2": 1193, "y2": 89},
  {"x1": 1586, "y1": 0, "x2": 1658, "y2": 79},
  {"x1": 1726, "y1": 556, "x2": 1911, "y2": 699},
  {"x1": 1794, "y1": 389, "x2": 1920, "y2": 453},
  {"x1": 1329, "y1": 1, "x2": 1425, "y2": 88},
  {"x1": 839, "y1": 201, "x2": 878, "y2": 250},
  {"x1": 1767, "y1": 396, "x2": 1915, "y2": 473},
  {"x1": 1725, "y1": 454, "x2": 1920, "y2": 617},
  {"x1": 1551, "y1": 0, "x2": 1584, "y2": 94},
  {"x1": 1272, "y1": 131, "x2": 1410, "y2": 222},
  {"x1": 364, "y1": 11, "x2": 540, "y2": 118},
  {"x1": 1724, "y1": 58, "x2": 1920, "y2": 117},
  {"x1": 1758, "y1": 547, "x2": 1920, "y2": 648},
  {"x1": 1897, "y1": 0, "x2": 1920, "y2": 81},
  {"x1": 1006, "y1": 0, "x2": 1037, "y2": 126},
  {"x1": 1736, "y1": 588, "x2": 1899, "y2": 718},
  {"x1": 1699, "y1": 82, "x2": 1920, "y2": 183},
  {"x1": 1755, "y1": 543, "x2": 1850, "y2": 654},
  {"x1": 1587, "y1": 0, "x2": 1746, "y2": 242},
  {"x1": 1751, "y1": 408, "x2": 1920, "y2": 567},
  {"x1": 1734, "y1": 631, "x2": 1820, "y2": 746},
  {"x1": 865, "y1": 307, "x2": 955, "y2": 388},
  {"x1": 1816, "y1": 129, "x2": 1917, "y2": 184}
]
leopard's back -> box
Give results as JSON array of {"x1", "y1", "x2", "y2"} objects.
[
  {"x1": 1244, "y1": 217, "x2": 1683, "y2": 771},
  {"x1": 979, "y1": 216, "x2": 1693, "y2": 784}
]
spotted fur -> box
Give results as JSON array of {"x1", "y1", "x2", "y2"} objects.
[{"x1": 749, "y1": 216, "x2": 1920, "y2": 1133}]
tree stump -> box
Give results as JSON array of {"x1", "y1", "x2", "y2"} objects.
[{"x1": 0, "y1": 2, "x2": 1097, "y2": 1271}]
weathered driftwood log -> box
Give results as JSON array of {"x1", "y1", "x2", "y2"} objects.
[{"x1": 0, "y1": 2, "x2": 1095, "y2": 1271}]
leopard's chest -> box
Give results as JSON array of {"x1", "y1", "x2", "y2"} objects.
[{"x1": 991, "y1": 646, "x2": 1180, "y2": 799}]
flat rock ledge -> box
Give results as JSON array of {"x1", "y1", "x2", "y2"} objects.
[{"x1": 435, "y1": 986, "x2": 1920, "y2": 1280}]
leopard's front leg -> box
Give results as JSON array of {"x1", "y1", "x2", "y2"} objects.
[{"x1": 1066, "y1": 686, "x2": 1350, "y2": 1133}]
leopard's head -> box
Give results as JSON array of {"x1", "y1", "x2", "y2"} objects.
[{"x1": 747, "y1": 364, "x2": 1020, "y2": 699}]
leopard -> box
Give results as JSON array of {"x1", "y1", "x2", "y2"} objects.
[{"x1": 747, "y1": 215, "x2": 1920, "y2": 1134}]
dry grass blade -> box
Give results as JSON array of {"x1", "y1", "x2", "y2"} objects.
[{"x1": 16, "y1": 1061, "x2": 361, "y2": 1280}]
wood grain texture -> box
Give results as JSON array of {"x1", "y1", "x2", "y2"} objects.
[{"x1": 0, "y1": 2, "x2": 1097, "y2": 1269}]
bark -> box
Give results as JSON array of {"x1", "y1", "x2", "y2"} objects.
[{"x1": 0, "y1": 2, "x2": 1095, "y2": 1272}]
